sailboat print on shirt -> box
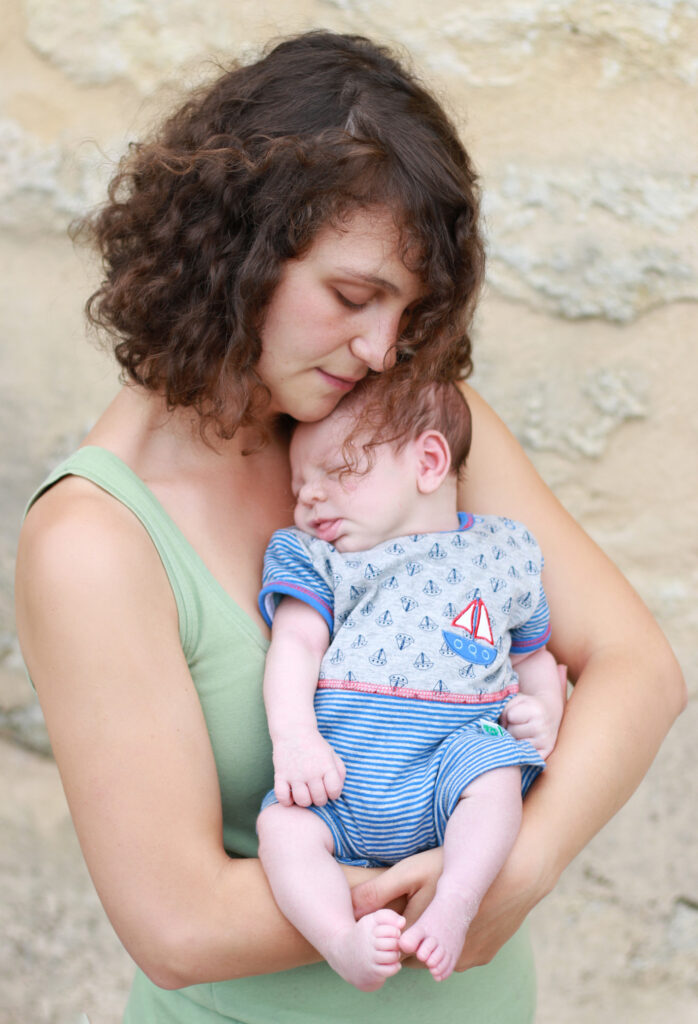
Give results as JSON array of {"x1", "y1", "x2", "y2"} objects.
[{"x1": 441, "y1": 597, "x2": 497, "y2": 666}]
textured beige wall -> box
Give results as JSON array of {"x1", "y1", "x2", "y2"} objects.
[{"x1": 1, "y1": 2, "x2": 696, "y2": 1021}]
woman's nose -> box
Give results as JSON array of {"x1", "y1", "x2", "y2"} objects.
[{"x1": 349, "y1": 313, "x2": 399, "y2": 372}]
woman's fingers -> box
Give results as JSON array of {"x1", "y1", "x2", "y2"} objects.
[
  {"x1": 351, "y1": 849, "x2": 441, "y2": 920},
  {"x1": 351, "y1": 865, "x2": 408, "y2": 919}
]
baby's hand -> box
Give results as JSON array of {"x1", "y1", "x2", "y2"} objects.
[
  {"x1": 500, "y1": 695, "x2": 558, "y2": 759},
  {"x1": 272, "y1": 730, "x2": 346, "y2": 807}
]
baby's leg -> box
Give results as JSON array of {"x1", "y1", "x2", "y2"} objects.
[
  {"x1": 257, "y1": 803, "x2": 404, "y2": 991},
  {"x1": 400, "y1": 766, "x2": 522, "y2": 981}
]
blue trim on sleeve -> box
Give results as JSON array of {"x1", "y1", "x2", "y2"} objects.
[
  {"x1": 258, "y1": 583, "x2": 334, "y2": 633},
  {"x1": 510, "y1": 584, "x2": 551, "y2": 653},
  {"x1": 509, "y1": 621, "x2": 552, "y2": 654},
  {"x1": 258, "y1": 528, "x2": 335, "y2": 632}
]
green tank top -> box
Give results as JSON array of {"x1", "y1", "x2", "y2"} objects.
[{"x1": 30, "y1": 446, "x2": 536, "y2": 1024}]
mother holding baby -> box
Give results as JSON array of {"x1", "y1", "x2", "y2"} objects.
[{"x1": 15, "y1": 31, "x2": 684, "y2": 1024}]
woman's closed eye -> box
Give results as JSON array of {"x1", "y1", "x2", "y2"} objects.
[{"x1": 335, "y1": 290, "x2": 367, "y2": 311}]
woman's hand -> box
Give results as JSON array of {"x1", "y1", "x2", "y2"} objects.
[
  {"x1": 350, "y1": 831, "x2": 550, "y2": 972},
  {"x1": 351, "y1": 848, "x2": 441, "y2": 936}
]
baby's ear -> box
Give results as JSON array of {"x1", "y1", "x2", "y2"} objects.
[{"x1": 415, "y1": 430, "x2": 452, "y2": 494}]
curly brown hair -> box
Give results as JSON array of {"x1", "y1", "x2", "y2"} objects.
[
  {"x1": 74, "y1": 31, "x2": 485, "y2": 441},
  {"x1": 330, "y1": 368, "x2": 472, "y2": 480}
]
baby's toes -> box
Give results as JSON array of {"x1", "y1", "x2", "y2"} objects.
[
  {"x1": 375, "y1": 947, "x2": 401, "y2": 965},
  {"x1": 415, "y1": 935, "x2": 439, "y2": 964},
  {"x1": 431, "y1": 952, "x2": 456, "y2": 982},
  {"x1": 424, "y1": 942, "x2": 446, "y2": 970},
  {"x1": 399, "y1": 926, "x2": 422, "y2": 956},
  {"x1": 373, "y1": 909, "x2": 405, "y2": 931}
]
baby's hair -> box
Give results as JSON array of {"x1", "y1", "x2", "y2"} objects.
[{"x1": 336, "y1": 370, "x2": 472, "y2": 477}]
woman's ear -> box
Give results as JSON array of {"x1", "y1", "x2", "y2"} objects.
[{"x1": 414, "y1": 430, "x2": 452, "y2": 494}]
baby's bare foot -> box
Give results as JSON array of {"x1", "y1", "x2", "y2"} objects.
[
  {"x1": 400, "y1": 889, "x2": 478, "y2": 982},
  {"x1": 325, "y1": 909, "x2": 405, "y2": 991}
]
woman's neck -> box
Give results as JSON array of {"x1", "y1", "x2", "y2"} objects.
[{"x1": 83, "y1": 384, "x2": 289, "y2": 484}]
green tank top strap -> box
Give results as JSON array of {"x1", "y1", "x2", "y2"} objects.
[{"x1": 25, "y1": 445, "x2": 265, "y2": 660}]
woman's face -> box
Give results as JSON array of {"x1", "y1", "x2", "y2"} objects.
[{"x1": 256, "y1": 206, "x2": 425, "y2": 422}]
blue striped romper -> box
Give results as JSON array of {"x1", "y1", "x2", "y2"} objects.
[{"x1": 258, "y1": 513, "x2": 550, "y2": 867}]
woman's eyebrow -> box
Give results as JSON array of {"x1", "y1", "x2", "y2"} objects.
[{"x1": 335, "y1": 268, "x2": 400, "y2": 295}]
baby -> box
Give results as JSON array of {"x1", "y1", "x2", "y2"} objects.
[{"x1": 256, "y1": 377, "x2": 564, "y2": 991}]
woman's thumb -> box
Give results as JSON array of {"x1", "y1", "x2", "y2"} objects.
[{"x1": 351, "y1": 868, "x2": 408, "y2": 920}]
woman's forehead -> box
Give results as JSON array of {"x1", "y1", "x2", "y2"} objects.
[{"x1": 303, "y1": 207, "x2": 425, "y2": 296}]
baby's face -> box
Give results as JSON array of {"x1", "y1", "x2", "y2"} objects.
[{"x1": 290, "y1": 413, "x2": 419, "y2": 552}]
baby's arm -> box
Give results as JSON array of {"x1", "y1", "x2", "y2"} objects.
[
  {"x1": 264, "y1": 597, "x2": 346, "y2": 807},
  {"x1": 500, "y1": 647, "x2": 565, "y2": 758}
]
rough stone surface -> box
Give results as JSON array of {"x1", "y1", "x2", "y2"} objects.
[
  {"x1": 0, "y1": 739, "x2": 134, "y2": 1024},
  {"x1": 320, "y1": 0, "x2": 698, "y2": 86},
  {"x1": 483, "y1": 166, "x2": 698, "y2": 321},
  {"x1": 2, "y1": 0, "x2": 695, "y2": 1020},
  {"x1": 22, "y1": 0, "x2": 317, "y2": 91},
  {"x1": 0, "y1": 116, "x2": 116, "y2": 234}
]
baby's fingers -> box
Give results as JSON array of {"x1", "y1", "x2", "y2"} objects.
[
  {"x1": 505, "y1": 720, "x2": 539, "y2": 741},
  {"x1": 290, "y1": 781, "x2": 312, "y2": 807},
  {"x1": 501, "y1": 696, "x2": 534, "y2": 726},
  {"x1": 274, "y1": 777, "x2": 293, "y2": 807},
  {"x1": 323, "y1": 765, "x2": 344, "y2": 801},
  {"x1": 307, "y1": 776, "x2": 332, "y2": 806}
]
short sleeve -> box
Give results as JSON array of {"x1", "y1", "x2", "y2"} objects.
[
  {"x1": 510, "y1": 584, "x2": 551, "y2": 654},
  {"x1": 258, "y1": 529, "x2": 334, "y2": 632}
]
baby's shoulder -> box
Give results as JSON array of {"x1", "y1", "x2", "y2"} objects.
[{"x1": 465, "y1": 513, "x2": 543, "y2": 564}]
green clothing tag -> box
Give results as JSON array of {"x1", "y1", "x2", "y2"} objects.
[{"x1": 481, "y1": 720, "x2": 507, "y2": 737}]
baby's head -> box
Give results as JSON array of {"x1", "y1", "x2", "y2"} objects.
[{"x1": 290, "y1": 375, "x2": 472, "y2": 551}]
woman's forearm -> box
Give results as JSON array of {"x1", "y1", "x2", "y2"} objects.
[
  {"x1": 142, "y1": 854, "x2": 383, "y2": 989},
  {"x1": 519, "y1": 640, "x2": 685, "y2": 891},
  {"x1": 458, "y1": 383, "x2": 687, "y2": 892}
]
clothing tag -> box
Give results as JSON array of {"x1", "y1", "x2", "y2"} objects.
[{"x1": 481, "y1": 721, "x2": 507, "y2": 737}]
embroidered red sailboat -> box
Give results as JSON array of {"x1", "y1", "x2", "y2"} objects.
[
  {"x1": 442, "y1": 597, "x2": 497, "y2": 666},
  {"x1": 453, "y1": 599, "x2": 493, "y2": 643}
]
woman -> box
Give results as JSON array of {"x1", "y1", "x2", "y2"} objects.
[{"x1": 15, "y1": 31, "x2": 684, "y2": 1024}]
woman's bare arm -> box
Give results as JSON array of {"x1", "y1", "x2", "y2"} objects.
[
  {"x1": 461, "y1": 383, "x2": 685, "y2": 853},
  {"x1": 459, "y1": 384, "x2": 686, "y2": 960},
  {"x1": 14, "y1": 479, "x2": 376, "y2": 989},
  {"x1": 352, "y1": 385, "x2": 686, "y2": 966}
]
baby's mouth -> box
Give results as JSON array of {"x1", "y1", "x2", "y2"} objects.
[{"x1": 310, "y1": 518, "x2": 342, "y2": 543}]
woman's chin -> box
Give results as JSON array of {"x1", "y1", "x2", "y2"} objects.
[{"x1": 290, "y1": 396, "x2": 345, "y2": 423}]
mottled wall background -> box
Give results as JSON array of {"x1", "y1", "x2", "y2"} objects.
[{"x1": 1, "y1": 1, "x2": 696, "y2": 1022}]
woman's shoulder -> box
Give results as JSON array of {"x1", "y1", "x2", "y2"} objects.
[
  {"x1": 16, "y1": 472, "x2": 179, "y2": 697},
  {"x1": 22, "y1": 472, "x2": 152, "y2": 555},
  {"x1": 18, "y1": 473, "x2": 170, "y2": 616}
]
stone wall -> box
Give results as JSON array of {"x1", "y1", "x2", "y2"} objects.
[{"x1": 1, "y1": 2, "x2": 696, "y2": 1021}]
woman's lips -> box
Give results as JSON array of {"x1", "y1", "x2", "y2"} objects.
[
  {"x1": 317, "y1": 368, "x2": 362, "y2": 392},
  {"x1": 311, "y1": 518, "x2": 342, "y2": 543}
]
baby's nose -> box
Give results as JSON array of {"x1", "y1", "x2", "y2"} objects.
[{"x1": 297, "y1": 479, "x2": 324, "y2": 505}]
